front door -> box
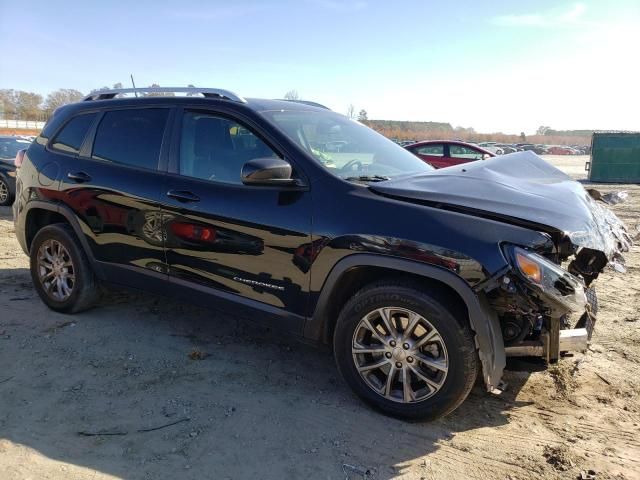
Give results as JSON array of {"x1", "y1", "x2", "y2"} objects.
[{"x1": 161, "y1": 108, "x2": 312, "y2": 325}]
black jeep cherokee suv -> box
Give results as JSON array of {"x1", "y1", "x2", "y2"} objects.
[{"x1": 13, "y1": 87, "x2": 632, "y2": 420}]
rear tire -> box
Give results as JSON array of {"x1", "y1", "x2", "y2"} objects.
[
  {"x1": 30, "y1": 224, "x2": 100, "y2": 313},
  {"x1": 0, "y1": 177, "x2": 13, "y2": 206},
  {"x1": 333, "y1": 280, "x2": 478, "y2": 421}
]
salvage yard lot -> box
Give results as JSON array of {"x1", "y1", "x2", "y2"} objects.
[{"x1": 0, "y1": 156, "x2": 638, "y2": 480}]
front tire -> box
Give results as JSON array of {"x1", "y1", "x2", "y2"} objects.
[
  {"x1": 333, "y1": 280, "x2": 478, "y2": 421},
  {"x1": 30, "y1": 224, "x2": 100, "y2": 313}
]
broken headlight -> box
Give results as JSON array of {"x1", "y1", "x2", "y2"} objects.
[{"x1": 505, "y1": 245, "x2": 587, "y2": 312}]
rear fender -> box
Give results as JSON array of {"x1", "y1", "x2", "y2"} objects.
[{"x1": 20, "y1": 200, "x2": 105, "y2": 279}]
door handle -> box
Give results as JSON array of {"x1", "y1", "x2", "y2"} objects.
[
  {"x1": 67, "y1": 171, "x2": 92, "y2": 183},
  {"x1": 167, "y1": 190, "x2": 200, "y2": 203}
]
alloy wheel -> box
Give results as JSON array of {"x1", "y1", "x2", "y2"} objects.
[
  {"x1": 37, "y1": 239, "x2": 75, "y2": 301},
  {"x1": 352, "y1": 307, "x2": 449, "y2": 403},
  {"x1": 0, "y1": 180, "x2": 8, "y2": 204}
]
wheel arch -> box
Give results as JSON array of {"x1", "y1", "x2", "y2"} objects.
[
  {"x1": 22, "y1": 201, "x2": 104, "y2": 279},
  {"x1": 305, "y1": 254, "x2": 505, "y2": 391}
]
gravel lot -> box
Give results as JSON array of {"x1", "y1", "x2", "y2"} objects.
[{"x1": 0, "y1": 156, "x2": 638, "y2": 479}]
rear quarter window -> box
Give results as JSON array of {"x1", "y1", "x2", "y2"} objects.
[
  {"x1": 92, "y1": 108, "x2": 169, "y2": 170},
  {"x1": 51, "y1": 113, "x2": 98, "y2": 154}
]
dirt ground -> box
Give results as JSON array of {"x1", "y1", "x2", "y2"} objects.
[{"x1": 0, "y1": 155, "x2": 638, "y2": 480}]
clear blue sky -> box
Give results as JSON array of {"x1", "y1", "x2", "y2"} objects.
[{"x1": 1, "y1": 0, "x2": 639, "y2": 134}]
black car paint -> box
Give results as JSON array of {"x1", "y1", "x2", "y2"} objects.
[{"x1": 12, "y1": 96, "x2": 594, "y2": 391}]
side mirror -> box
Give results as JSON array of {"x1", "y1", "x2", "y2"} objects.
[
  {"x1": 482, "y1": 153, "x2": 492, "y2": 160},
  {"x1": 241, "y1": 157, "x2": 297, "y2": 186}
]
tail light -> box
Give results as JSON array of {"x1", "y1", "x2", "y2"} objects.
[{"x1": 14, "y1": 149, "x2": 26, "y2": 168}]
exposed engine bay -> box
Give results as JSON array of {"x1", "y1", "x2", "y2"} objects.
[{"x1": 489, "y1": 187, "x2": 635, "y2": 363}]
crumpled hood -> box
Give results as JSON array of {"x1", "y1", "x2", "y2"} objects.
[{"x1": 371, "y1": 151, "x2": 633, "y2": 260}]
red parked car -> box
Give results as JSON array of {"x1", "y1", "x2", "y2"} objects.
[
  {"x1": 547, "y1": 146, "x2": 576, "y2": 155},
  {"x1": 404, "y1": 140, "x2": 495, "y2": 169}
]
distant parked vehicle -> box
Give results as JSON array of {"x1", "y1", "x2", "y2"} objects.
[
  {"x1": 518, "y1": 144, "x2": 548, "y2": 155},
  {"x1": 476, "y1": 143, "x2": 504, "y2": 155},
  {"x1": 405, "y1": 140, "x2": 495, "y2": 168},
  {"x1": 547, "y1": 146, "x2": 575, "y2": 155},
  {"x1": 0, "y1": 136, "x2": 30, "y2": 205},
  {"x1": 494, "y1": 144, "x2": 518, "y2": 154},
  {"x1": 574, "y1": 145, "x2": 590, "y2": 155}
]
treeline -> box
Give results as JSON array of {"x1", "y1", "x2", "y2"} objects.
[
  {"x1": 364, "y1": 120, "x2": 454, "y2": 132},
  {"x1": 0, "y1": 83, "x2": 186, "y2": 122},
  {"x1": 0, "y1": 88, "x2": 84, "y2": 121},
  {"x1": 364, "y1": 120, "x2": 591, "y2": 146},
  {"x1": 544, "y1": 129, "x2": 594, "y2": 137}
]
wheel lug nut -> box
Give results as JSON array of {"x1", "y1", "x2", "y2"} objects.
[
  {"x1": 385, "y1": 352, "x2": 392, "y2": 359},
  {"x1": 407, "y1": 356, "x2": 414, "y2": 363},
  {"x1": 403, "y1": 343, "x2": 410, "y2": 350},
  {"x1": 389, "y1": 340, "x2": 396, "y2": 347},
  {"x1": 395, "y1": 362, "x2": 402, "y2": 368}
]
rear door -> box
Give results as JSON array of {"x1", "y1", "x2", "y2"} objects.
[
  {"x1": 53, "y1": 107, "x2": 173, "y2": 282},
  {"x1": 160, "y1": 107, "x2": 312, "y2": 327},
  {"x1": 409, "y1": 143, "x2": 450, "y2": 168}
]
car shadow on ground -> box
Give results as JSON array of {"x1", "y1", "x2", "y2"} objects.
[{"x1": 0, "y1": 267, "x2": 540, "y2": 479}]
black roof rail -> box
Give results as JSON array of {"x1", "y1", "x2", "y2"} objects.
[{"x1": 83, "y1": 87, "x2": 246, "y2": 103}]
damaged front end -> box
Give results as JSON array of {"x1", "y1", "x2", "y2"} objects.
[
  {"x1": 489, "y1": 187, "x2": 634, "y2": 365},
  {"x1": 370, "y1": 151, "x2": 636, "y2": 389}
]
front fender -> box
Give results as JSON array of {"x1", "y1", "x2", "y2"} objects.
[{"x1": 305, "y1": 253, "x2": 505, "y2": 391}]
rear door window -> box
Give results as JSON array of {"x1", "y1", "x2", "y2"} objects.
[
  {"x1": 414, "y1": 144, "x2": 444, "y2": 156},
  {"x1": 449, "y1": 145, "x2": 484, "y2": 160},
  {"x1": 51, "y1": 113, "x2": 97, "y2": 154},
  {"x1": 92, "y1": 108, "x2": 169, "y2": 170}
]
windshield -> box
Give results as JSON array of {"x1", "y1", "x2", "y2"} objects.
[
  {"x1": 260, "y1": 110, "x2": 434, "y2": 181},
  {"x1": 0, "y1": 137, "x2": 30, "y2": 161}
]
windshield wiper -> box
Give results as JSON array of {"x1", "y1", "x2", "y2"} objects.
[{"x1": 344, "y1": 175, "x2": 390, "y2": 183}]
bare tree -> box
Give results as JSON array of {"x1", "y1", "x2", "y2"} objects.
[
  {"x1": 15, "y1": 91, "x2": 44, "y2": 120},
  {"x1": 346, "y1": 104, "x2": 356, "y2": 119},
  {"x1": 536, "y1": 125, "x2": 550, "y2": 135},
  {"x1": 0, "y1": 89, "x2": 45, "y2": 120},
  {"x1": 0, "y1": 89, "x2": 19, "y2": 119},
  {"x1": 43, "y1": 89, "x2": 84, "y2": 115},
  {"x1": 284, "y1": 89, "x2": 299, "y2": 100},
  {"x1": 357, "y1": 109, "x2": 368, "y2": 121}
]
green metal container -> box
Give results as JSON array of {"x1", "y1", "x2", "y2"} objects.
[{"x1": 588, "y1": 131, "x2": 640, "y2": 183}]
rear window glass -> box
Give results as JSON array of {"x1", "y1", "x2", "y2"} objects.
[
  {"x1": 92, "y1": 109, "x2": 169, "y2": 170},
  {"x1": 450, "y1": 145, "x2": 484, "y2": 160},
  {"x1": 52, "y1": 113, "x2": 97, "y2": 154}
]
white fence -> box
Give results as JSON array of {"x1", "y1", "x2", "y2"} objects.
[{"x1": 0, "y1": 119, "x2": 46, "y2": 130}]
